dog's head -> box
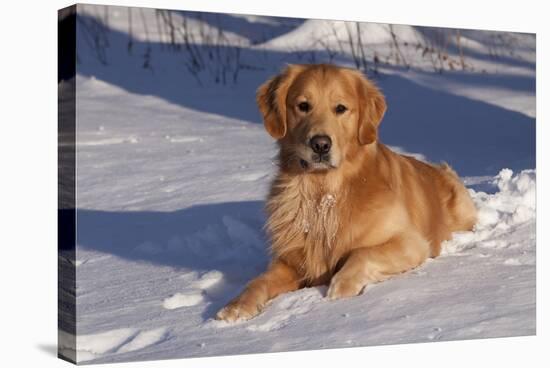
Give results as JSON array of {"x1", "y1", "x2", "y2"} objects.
[{"x1": 257, "y1": 64, "x2": 386, "y2": 173}]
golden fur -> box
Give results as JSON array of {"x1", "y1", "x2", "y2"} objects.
[{"x1": 216, "y1": 64, "x2": 477, "y2": 322}]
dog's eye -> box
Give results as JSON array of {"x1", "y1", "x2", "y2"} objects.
[
  {"x1": 298, "y1": 102, "x2": 310, "y2": 113},
  {"x1": 335, "y1": 104, "x2": 348, "y2": 114}
]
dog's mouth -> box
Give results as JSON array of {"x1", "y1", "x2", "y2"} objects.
[{"x1": 299, "y1": 154, "x2": 336, "y2": 172}]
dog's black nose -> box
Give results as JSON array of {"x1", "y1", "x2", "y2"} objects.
[{"x1": 310, "y1": 135, "x2": 332, "y2": 154}]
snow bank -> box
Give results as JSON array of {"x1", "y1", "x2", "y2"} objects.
[
  {"x1": 260, "y1": 19, "x2": 424, "y2": 51},
  {"x1": 444, "y1": 169, "x2": 536, "y2": 255}
]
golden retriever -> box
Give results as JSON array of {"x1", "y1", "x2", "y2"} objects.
[{"x1": 216, "y1": 63, "x2": 477, "y2": 322}]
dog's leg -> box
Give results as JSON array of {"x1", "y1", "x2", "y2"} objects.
[
  {"x1": 216, "y1": 260, "x2": 301, "y2": 322},
  {"x1": 327, "y1": 232, "x2": 430, "y2": 299}
]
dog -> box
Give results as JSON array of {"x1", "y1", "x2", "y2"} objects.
[{"x1": 216, "y1": 64, "x2": 477, "y2": 322}]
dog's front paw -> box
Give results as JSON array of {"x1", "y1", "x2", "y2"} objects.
[
  {"x1": 327, "y1": 275, "x2": 366, "y2": 300},
  {"x1": 215, "y1": 300, "x2": 261, "y2": 322}
]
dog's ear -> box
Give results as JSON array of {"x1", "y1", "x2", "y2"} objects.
[
  {"x1": 256, "y1": 64, "x2": 304, "y2": 139},
  {"x1": 354, "y1": 72, "x2": 387, "y2": 145}
]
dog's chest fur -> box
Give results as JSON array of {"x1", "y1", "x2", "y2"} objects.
[{"x1": 266, "y1": 174, "x2": 348, "y2": 282}]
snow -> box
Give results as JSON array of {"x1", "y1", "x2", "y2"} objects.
[
  {"x1": 443, "y1": 169, "x2": 536, "y2": 257},
  {"x1": 261, "y1": 19, "x2": 424, "y2": 50},
  {"x1": 78, "y1": 4, "x2": 251, "y2": 45},
  {"x1": 59, "y1": 4, "x2": 535, "y2": 364},
  {"x1": 391, "y1": 69, "x2": 536, "y2": 118},
  {"x1": 163, "y1": 292, "x2": 205, "y2": 309},
  {"x1": 60, "y1": 327, "x2": 170, "y2": 362}
]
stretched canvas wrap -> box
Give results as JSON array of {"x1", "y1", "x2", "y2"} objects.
[{"x1": 58, "y1": 3, "x2": 536, "y2": 364}]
